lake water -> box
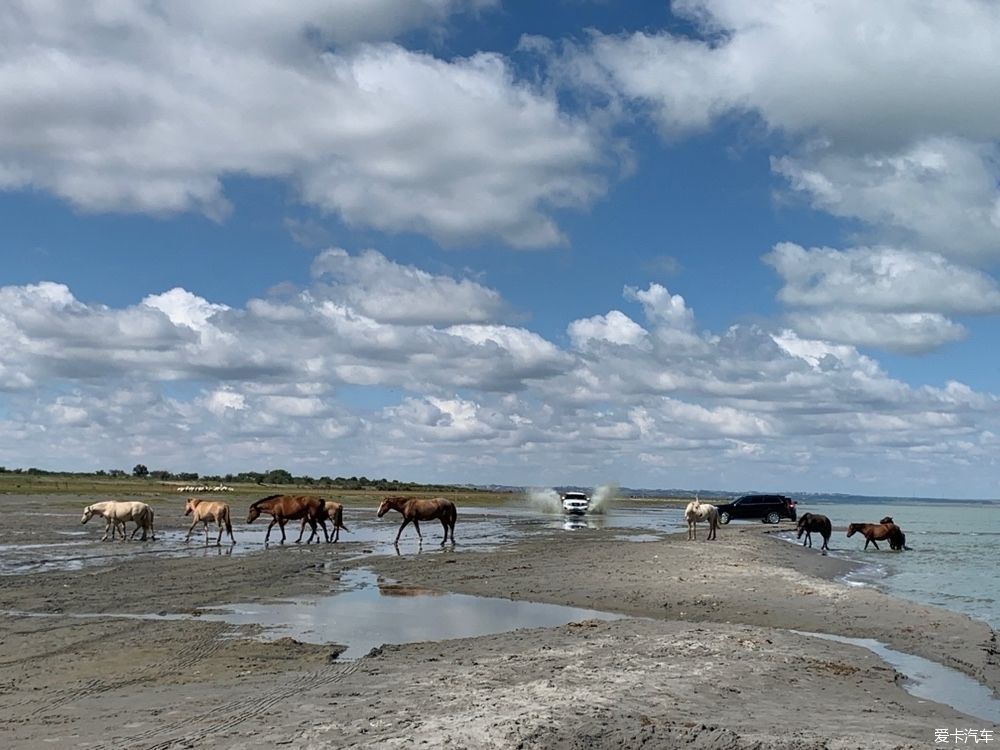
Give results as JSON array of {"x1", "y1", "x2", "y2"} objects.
[{"x1": 787, "y1": 498, "x2": 1000, "y2": 629}]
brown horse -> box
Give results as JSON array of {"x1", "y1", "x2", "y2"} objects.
[
  {"x1": 796, "y1": 512, "x2": 831, "y2": 551},
  {"x1": 879, "y1": 517, "x2": 909, "y2": 551},
  {"x1": 184, "y1": 498, "x2": 235, "y2": 545},
  {"x1": 846, "y1": 521, "x2": 900, "y2": 551},
  {"x1": 247, "y1": 495, "x2": 328, "y2": 544},
  {"x1": 304, "y1": 499, "x2": 349, "y2": 543},
  {"x1": 376, "y1": 496, "x2": 456, "y2": 546}
]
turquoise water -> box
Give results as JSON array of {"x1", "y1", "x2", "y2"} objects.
[{"x1": 791, "y1": 499, "x2": 1000, "y2": 629}]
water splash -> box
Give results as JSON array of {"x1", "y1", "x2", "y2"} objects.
[
  {"x1": 527, "y1": 488, "x2": 562, "y2": 514},
  {"x1": 588, "y1": 482, "x2": 618, "y2": 514}
]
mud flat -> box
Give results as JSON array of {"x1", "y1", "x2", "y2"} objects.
[{"x1": 0, "y1": 495, "x2": 996, "y2": 749}]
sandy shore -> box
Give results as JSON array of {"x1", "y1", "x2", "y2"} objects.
[{"x1": 0, "y1": 496, "x2": 997, "y2": 749}]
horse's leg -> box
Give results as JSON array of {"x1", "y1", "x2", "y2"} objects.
[
  {"x1": 394, "y1": 518, "x2": 411, "y2": 545},
  {"x1": 215, "y1": 521, "x2": 223, "y2": 546},
  {"x1": 185, "y1": 518, "x2": 199, "y2": 542},
  {"x1": 871, "y1": 538, "x2": 879, "y2": 550},
  {"x1": 295, "y1": 517, "x2": 308, "y2": 544},
  {"x1": 821, "y1": 534, "x2": 829, "y2": 551},
  {"x1": 101, "y1": 518, "x2": 111, "y2": 542},
  {"x1": 439, "y1": 517, "x2": 449, "y2": 546},
  {"x1": 278, "y1": 518, "x2": 287, "y2": 543},
  {"x1": 264, "y1": 518, "x2": 277, "y2": 544},
  {"x1": 319, "y1": 519, "x2": 330, "y2": 543},
  {"x1": 412, "y1": 518, "x2": 423, "y2": 541}
]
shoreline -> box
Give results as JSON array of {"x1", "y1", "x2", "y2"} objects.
[{"x1": 0, "y1": 500, "x2": 997, "y2": 748}]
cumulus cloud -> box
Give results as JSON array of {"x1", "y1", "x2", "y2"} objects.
[
  {"x1": 1, "y1": 256, "x2": 997, "y2": 494},
  {"x1": 763, "y1": 243, "x2": 1000, "y2": 351},
  {"x1": 0, "y1": 1, "x2": 607, "y2": 246},
  {"x1": 584, "y1": 0, "x2": 1000, "y2": 148},
  {"x1": 773, "y1": 138, "x2": 1000, "y2": 262},
  {"x1": 311, "y1": 248, "x2": 506, "y2": 325},
  {"x1": 559, "y1": 0, "x2": 1000, "y2": 355},
  {"x1": 765, "y1": 243, "x2": 1000, "y2": 314}
]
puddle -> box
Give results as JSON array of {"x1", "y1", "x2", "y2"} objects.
[
  {"x1": 794, "y1": 630, "x2": 1000, "y2": 723},
  {"x1": 203, "y1": 568, "x2": 624, "y2": 659}
]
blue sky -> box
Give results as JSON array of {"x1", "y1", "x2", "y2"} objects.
[{"x1": 2, "y1": 1, "x2": 1000, "y2": 498}]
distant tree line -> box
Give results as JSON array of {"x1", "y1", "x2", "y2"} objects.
[{"x1": 0, "y1": 465, "x2": 461, "y2": 492}]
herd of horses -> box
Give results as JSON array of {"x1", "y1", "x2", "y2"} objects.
[
  {"x1": 81, "y1": 494, "x2": 458, "y2": 547},
  {"x1": 81, "y1": 494, "x2": 908, "y2": 554},
  {"x1": 684, "y1": 500, "x2": 909, "y2": 552}
]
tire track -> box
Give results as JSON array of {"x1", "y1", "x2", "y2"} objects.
[
  {"x1": 3, "y1": 621, "x2": 231, "y2": 715},
  {"x1": 85, "y1": 660, "x2": 361, "y2": 750}
]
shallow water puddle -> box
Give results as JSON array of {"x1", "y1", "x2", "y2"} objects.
[
  {"x1": 202, "y1": 568, "x2": 624, "y2": 659},
  {"x1": 794, "y1": 630, "x2": 1000, "y2": 723}
]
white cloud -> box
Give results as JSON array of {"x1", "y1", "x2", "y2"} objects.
[
  {"x1": 784, "y1": 311, "x2": 967, "y2": 354},
  {"x1": 773, "y1": 138, "x2": 1000, "y2": 262},
  {"x1": 311, "y1": 248, "x2": 506, "y2": 325},
  {"x1": 1, "y1": 274, "x2": 999, "y2": 494},
  {"x1": 765, "y1": 243, "x2": 1000, "y2": 314},
  {"x1": 586, "y1": 0, "x2": 1000, "y2": 148},
  {"x1": 568, "y1": 310, "x2": 649, "y2": 350},
  {"x1": 0, "y1": 1, "x2": 607, "y2": 247}
]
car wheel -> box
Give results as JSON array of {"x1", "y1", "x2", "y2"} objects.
[
  {"x1": 765, "y1": 511, "x2": 780, "y2": 524},
  {"x1": 719, "y1": 511, "x2": 731, "y2": 525}
]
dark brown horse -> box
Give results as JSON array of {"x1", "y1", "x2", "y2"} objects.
[
  {"x1": 846, "y1": 520, "x2": 903, "y2": 551},
  {"x1": 796, "y1": 512, "x2": 831, "y2": 551},
  {"x1": 307, "y1": 499, "x2": 349, "y2": 543},
  {"x1": 376, "y1": 496, "x2": 456, "y2": 546},
  {"x1": 879, "y1": 517, "x2": 909, "y2": 551},
  {"x1": 247, "y1": 495, "x2": 328, "y2": 544}
]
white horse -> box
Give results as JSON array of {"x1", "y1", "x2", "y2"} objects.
[
  {"x1": 81, "y1": 501, "x2": 156, "y2": 542},
  {"x1": 685, "y1": 500, "x2": 719, "y2": 541}
]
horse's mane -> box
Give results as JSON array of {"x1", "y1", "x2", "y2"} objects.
[{"x1": 251, "y1": 494, "x2": 284, "y2": 507}]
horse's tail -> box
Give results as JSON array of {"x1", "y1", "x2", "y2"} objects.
[
  {"x1": 224, "y1": 507, "x2": 233, "y2": 535},
  {"x1": 336, "y1": 505, "x2": 349, "y2": 532},
  {"x1": 146, "y1": 506, "x2": 156, "y2": 540},
  {"x1": 448, "y1": 501, "x2": 458, "y2": 526}
]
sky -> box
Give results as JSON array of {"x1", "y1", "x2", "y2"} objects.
[{"x1": 2, "y1": 0, "x2": 1000, "y2": 498}]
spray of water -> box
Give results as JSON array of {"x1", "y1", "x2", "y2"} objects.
[
  {"x1": 526, "y1": 488, "x2": 562, "y2": 514},
  {"x1": 588, "y1": 482, "x2": 619, "y2": 514}
]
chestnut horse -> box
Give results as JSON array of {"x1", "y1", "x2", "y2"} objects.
[
  {"x1": 184, "y1": 498, "x2": 235, "y2": 545},
  {"x1": 376, "y1": 496, "x2": 456, "y2": 546},
  {"x1": 846, "y1": 520, "x2": 904, "y2": 551},
  {"x1": 306, "y1": 500, "x2": 349, "y2": 543},
  {"x1": 796, "y1": 512, "x2": 832, "y2": 551},
  {"x1": 247, "y1": 495, "x2": 328, "y2": 544},
  {"x1": 684, "y1": 500, "x2": 719, "y2": 541}
]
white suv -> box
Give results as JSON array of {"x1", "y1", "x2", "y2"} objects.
[{"x1": 561, "y1": 491, "x2": 590, "y2": 514}]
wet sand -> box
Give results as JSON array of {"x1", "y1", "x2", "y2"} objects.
[{"x1": 0, "y1": 495, "x2": 997, "y2": 749}]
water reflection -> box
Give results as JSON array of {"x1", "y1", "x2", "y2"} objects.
[{"x1": 203, "y1": 569, "x2": 623, "y2": 659}]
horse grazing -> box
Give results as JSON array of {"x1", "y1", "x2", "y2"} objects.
[
  {"x1": 184, "y1": 498, "x2": 236, "y2": 545},
  {"x1": 684, "y1": 500, "x2": 719, "y2": 541},
  {"x1": 376, "y1": 496, "x2": 456, "y2": 546},
  {"x1": 81, "y1": 501, "x2": 156, "y2": 542},
  {"x1": 310, "y1": 500, "x2": 349, "y2": 543},
  {"x1": 846, "y1": 521, "x2": 901, "y2": 551},
  {"x1": 796, "y1": 512, "x2": 832, "y2": 551},
  {"x1": 246, "y1": 495, "x2": 328, "y2": 544}
]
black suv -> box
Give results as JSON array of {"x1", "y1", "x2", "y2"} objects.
[{"x1": 715, "y1": 494, "x2": 797, "y2": 524}]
